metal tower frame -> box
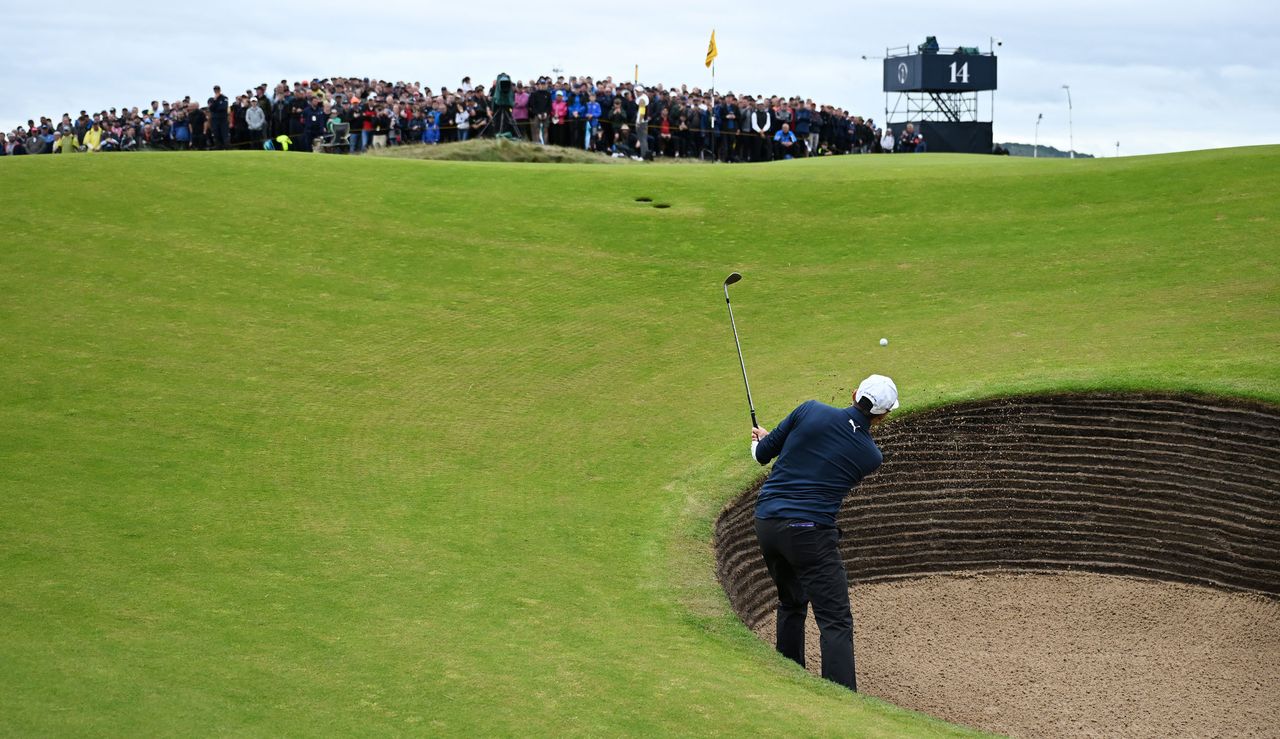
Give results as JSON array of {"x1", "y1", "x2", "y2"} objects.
[{"x1": 881, "y1": 44, "x2": 995, "y2": 127}]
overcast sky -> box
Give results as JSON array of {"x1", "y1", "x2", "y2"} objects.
[{"x1": 3, "y1": 0, "x2": 1277, "y2": 155}]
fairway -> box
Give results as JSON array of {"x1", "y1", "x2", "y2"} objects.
[{"x1": 1, "y1": 147, "x2": 1277, "y2": 735}]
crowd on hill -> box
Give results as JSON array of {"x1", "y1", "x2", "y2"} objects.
[{"x1": 2, "y1": 74, "x2": 930, "y2": 161}]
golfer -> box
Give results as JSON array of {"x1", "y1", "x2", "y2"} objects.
[{"x1": 750, "y1": 373, "x2": 899, "y2": 692}]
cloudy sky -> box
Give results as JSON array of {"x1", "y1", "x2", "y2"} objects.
[{"x1": 3, "y1": 0, "x2": 1277, "y2": 155}]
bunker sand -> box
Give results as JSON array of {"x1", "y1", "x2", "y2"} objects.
[{"x1": 754, "y1": 572, "x2": 1280, "y2": 738}]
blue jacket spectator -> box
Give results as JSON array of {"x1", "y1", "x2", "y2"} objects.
[
  {"x1": 794, "y1": 107, "x2": 811, "y2": 137},
  {"x1": 423, "y1": 110, "x2": 441, "y2": 144}
]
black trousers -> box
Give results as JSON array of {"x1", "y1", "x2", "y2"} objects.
[
  {"x1": 718, "y1": 131, "x2": 736, "y2": 161},
  {"x1": 754, "y1": 517, "x2": 856, "y2": 691},
  {"x1": 210, "y1": 119, "x2": 229, "y2": 149}
]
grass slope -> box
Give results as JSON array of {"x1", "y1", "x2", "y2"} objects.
[
  {"x1": 368, "y1": 138, "x2": 626, "y2": 164},
  {"x1": 1, "y1": 147, "x2": 1277, "y2": 736}
]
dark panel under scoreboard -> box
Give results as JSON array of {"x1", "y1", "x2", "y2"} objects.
[
  {"x1": 884, "y1": 53, "x2": 997, "y2": 92},
  {"x1": 888, "y1": 122, "x2": 993, "y2": 154}
]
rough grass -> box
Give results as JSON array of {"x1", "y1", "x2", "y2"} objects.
[
  {"x1": 0, "y1": 146, "x2": 1277, "y2": 736},
  {"x1": 367, "y1": 137, "x2": 625, "y2": 164}
]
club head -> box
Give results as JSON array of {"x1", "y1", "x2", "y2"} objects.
[{"x1": 724, "y1": 272, "x2": 742, "y2": 286}]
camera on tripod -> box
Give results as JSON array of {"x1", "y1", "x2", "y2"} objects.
[
  {"x1": 494, "y1": 73, "x2": 515, "y2": 109},
  {"x1": 480, "y1": 73, "x2": 523, "y2": 140}
]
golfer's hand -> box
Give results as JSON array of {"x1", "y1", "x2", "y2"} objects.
[{"x1": 751, "y1": 426, "x2": 768, "y2": 441}]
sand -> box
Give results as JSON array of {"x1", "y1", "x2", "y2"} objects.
[{"x1": 753, "y1": 572, "x2": 1280, "y2": 738}]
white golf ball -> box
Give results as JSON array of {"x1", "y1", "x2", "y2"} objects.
[{"x1": 880, "y1": 338, "x2": 889, "y2": 346}]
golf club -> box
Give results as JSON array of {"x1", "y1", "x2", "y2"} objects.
[{"x1": 722, "y1": 272, "x2": 758, "y2": 428}]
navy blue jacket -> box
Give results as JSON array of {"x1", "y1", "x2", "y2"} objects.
[
  {"x1": 208, "y1": 94, "x2": 229, "y2": 121},
  {"x1": 303, "y1": 104, "x2": 326, "y2": 134},
  {"x1": 794, "y1": 108, "x2": 812, "y2": 136},
  {"x1": 715, "y1": 103, "x2": 739, "y2": 131},
  {"x1": 754, "y1": 400, "x2": 884, "y2": 526}
]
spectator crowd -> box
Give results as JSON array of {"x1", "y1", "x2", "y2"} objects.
[{"x1": 2, "y1": 74, "x2": 931, "y2": 161}]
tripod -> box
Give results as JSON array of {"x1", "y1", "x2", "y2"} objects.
[{"x1": 481, "y1": 105, "x2": 523, "y2": 140}]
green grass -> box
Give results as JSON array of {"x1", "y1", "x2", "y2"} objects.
[{"x1": 1, "y1": 146, "x2": 1277, "y2": 736}]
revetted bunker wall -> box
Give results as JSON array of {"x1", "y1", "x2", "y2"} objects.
[{"x1": 715, "y1": 394, "x2": 1280, "y2": 629}]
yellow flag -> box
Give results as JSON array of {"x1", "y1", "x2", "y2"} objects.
[{"x1": 705, "y1": 30, "x2": 718, "y2": 68}]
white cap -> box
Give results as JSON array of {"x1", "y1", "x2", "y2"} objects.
[{"x1": 855, "y1": 374, "x2": 900, "y2": 415}]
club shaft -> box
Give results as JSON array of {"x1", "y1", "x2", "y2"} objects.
[{"x1": 724, "y1": 288, "x2": 757, "y2": 427}]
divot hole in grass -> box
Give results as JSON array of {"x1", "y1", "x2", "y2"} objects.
[
  {"x1": 714, "y1": 392, "x2": 1280, "y2": 739},
  {"x1": 652, "y1": 203, "x2": 671, "y2": 209},
  {"x1": 635, "y1": 196, "x2": 653, "y2": 202}
]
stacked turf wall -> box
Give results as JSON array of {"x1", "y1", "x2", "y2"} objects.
[{"x1": 715, "y1": 394, "x2": 1280, "y2": 629}]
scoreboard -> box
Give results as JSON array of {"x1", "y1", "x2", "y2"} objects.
[{"x1": 884, "y1": 53, "x2": 997, "y2": 92}]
